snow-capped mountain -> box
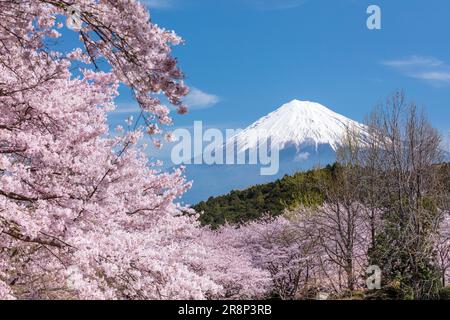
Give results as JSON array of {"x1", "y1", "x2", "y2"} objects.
[
  {"x1": 183, "y1": 99, "x2": 367, "y2": 204},
  {"x1": 227, "y1": 99, "x2": 368, "y2": 153}
]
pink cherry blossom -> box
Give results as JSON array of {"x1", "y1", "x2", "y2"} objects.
[{"x1": 0, "y1": 0, "x2": 265, "y2": 300}]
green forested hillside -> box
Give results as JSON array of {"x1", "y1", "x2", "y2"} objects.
[
  {"x1": 193, "y1": 162, "x2": 450, "y2": 228},
  {"x1": 193, "y1": 165, "x2": 336, "y2": 227}
]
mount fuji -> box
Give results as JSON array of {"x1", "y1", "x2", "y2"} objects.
[
  {"x1": 227, "y1": 99, "x2": 368, "y2": 154},
  {"x1": 182, "y1": 100, "x2": 368, "y2": 204}
]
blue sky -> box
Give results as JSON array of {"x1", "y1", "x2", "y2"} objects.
[
  {"x1": 142, "y1": 0, "x2": 449, "y2": 135},
  {"x1": 61, "y1": 0, "x2": 450, "y2": 160}
]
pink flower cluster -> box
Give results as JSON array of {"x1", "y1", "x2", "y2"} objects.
[{"x1": 216, "y1": 207, "x2": 373, "y2": 299}]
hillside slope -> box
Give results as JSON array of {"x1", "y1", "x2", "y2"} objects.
[{"x1": 193, "y1": 165, "x2": 336, "y2": 227}]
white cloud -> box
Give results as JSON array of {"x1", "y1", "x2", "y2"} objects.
[
  {"x1": 142, "y1": 0, "x2": 307, "y2": 11},
  {"x1": 110, "y1": 87, "x2": 219, "y2": 115},
  {"x1": 245, "y1": 0, "x2": 307, "y2": 10},
  {"x1": 382, "y1": 56, "x2": 443, "y2": 68},
  {"x1": 184, "y1": 87, "x2": 220, "y2": 110},
  {"x1": 412, "y1": 72, "x2": 450, "y2": 82},
  {"x1": 382, "y1": 55, "x2": 450, "y2": 85},
  {"x1": 142, "y1": 0, "x2": 172, "y2": 9},
  {"x1": 110, "y1": 104, "x2": 140, "y2": 114},
  {"x1": 295, "y1": 152, "x2": 310, "y2": 162}
]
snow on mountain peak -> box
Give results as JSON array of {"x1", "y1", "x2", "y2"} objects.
[{"x1": 228, "y1": 99, "x2": 368, "y2": 152}]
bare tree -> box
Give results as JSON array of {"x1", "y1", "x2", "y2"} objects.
[
  {"x1": 360, "y1": 92, "x2": 446, "y2": 298},
  {"x1": 321, "y1": 92, "x2": 449, "y2": 298},
  {"x1": 313, "y1": 129, "x2": 371, "y2": 294}
]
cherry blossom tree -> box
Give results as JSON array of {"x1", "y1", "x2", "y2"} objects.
[
  {"x1": 436, "y1": 212, "x2": 450, "y2": 287},
  {"x1": 217, "y1": 216, "x2": 321, "y2": 299},
  {"x1": 218, "y1": 207, "x2": 372, "y2": 299},
  {"x1": 0, "y1": 0, "x2": 269, "y2": 299},
  {"x1": 311, "y1": 204, "x2": 371, "y2": 294}
]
